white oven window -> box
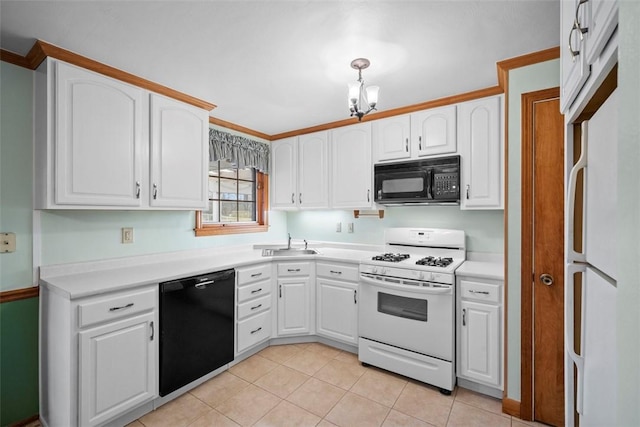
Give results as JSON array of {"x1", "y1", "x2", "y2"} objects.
[{"x1": 377, "y1": 292, "x2": 428, "y2": 322}]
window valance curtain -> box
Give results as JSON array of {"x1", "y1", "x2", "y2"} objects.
[{"x1": 209, "y1": 128, "x2": 270, "y2": 174}]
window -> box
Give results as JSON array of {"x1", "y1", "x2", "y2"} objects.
[{"x1": 195, "y1": 161, "x2": 269, "y2": 236}]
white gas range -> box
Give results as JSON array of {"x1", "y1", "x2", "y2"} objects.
[{"x1": 358, "y1": 228, "x2": 466, "y2": 394}]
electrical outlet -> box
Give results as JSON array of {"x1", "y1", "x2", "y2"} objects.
[
  {"x1": 336, "y1": 222, "x2": 342, "y2": 232},
  {"x1": 347, "y1": 223, "x2": 354, "y2": 233},
  {"x1": 121, "y1": 227, "x2": 134, "y2": 244}
]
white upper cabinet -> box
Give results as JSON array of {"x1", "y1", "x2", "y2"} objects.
[
  {"x1": 411, "y1": 105, "x2": 457, "y2": 157},
  {"x1": 560, "y1": 0, "x2": 591, "y2": 113},
  {"x1": 374, "y1": 106, "x2": 456, "y2": 162},
  {"x1": 35, "y1": 58, "x2": 209, "y2": 210},
  {"x1": 585, "y1": 0, "x2": 618, "y2": 65},
  {"x1": 270, "y1": 137, "x2": 298, "y2": 209},
  {"x1": 52, "y1": 60, "x2": 145, "y2": 207},
  {"x1": 330, "y1": 122, "x2": 373, "y2": 209},
  {"x1": 298, "y1": 132, "x2": 329, "y2": 208},
  {"x1": 149, "y1": 94, "x2": 208, "y2": 209},
  {"x1": 270, "y1": 131, "x2": 329, "y2": 210},
  {"x1": 373, "y1": 115, "x2": 411, "y2": 162},
  {"x1": 458, "y1": 95, "x2": 503, "y2": 210}
]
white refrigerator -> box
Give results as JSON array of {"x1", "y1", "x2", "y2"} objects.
[{"x1": 565, "y1": 89, "x2": 618, "y2": 426}]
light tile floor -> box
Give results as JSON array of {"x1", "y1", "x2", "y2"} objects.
[{"x1": 118, "y1": 343, "x2": 546, "y2": 427}]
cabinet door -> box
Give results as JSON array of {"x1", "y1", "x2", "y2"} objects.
[
  {"x1": 298, "y1": 131, "x2": 329, "y2": 208},
  {"x1": 585, "y1": 0, "x2": 618, "y2": 65},
  {"x1": 55, "y1": 61, "x2": 144, "y2": 207},
  {"x1": 79, "y1": 312, "x2": 156, "y2": 426},
  {"x1": 372, "y1": 115, "x2": 411, "y2": 162},
  {"x1": 330, "y1": 123, "x2": 373, "y2": 208},
  {"x1": 459, "y1": 300, "x2": 500, "y2": 387},
  {"x1": 411, "y1": 106, "x2": 457, "y2": 157},
  {"x1": 459, "y1": 96, "x2": 503, "y2": 209},
  {"x1": 271, "y1": 137, "x2": 298, "y2": 209},
  {"x1": 149, "y1": 94, "x2": 208, "y2": 209},
  {"x1": 560, "y1": 0, "x2": 591, "y2": 113},
  {"x1": 317, "y1": 278, "x2": 358, "y2": 345},
  {"x1": 277, "y1": 277, "x2": 311, "y2": 336}
]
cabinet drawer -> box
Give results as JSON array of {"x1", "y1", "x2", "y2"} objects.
[
  {"x1": 460, "y1": 280, "x2": 501, "y2": 304},
  {"x1": 316, "y1": 262, "x2": 358, "y2": 282},
  {"x1": 237, "y1": 279, "x2": 271, "y2": 303},
  {"x1": 277, "y1": 262, "x2": 311, "y2": 277},
  {"x1": 77, "y1": 287, "x2": 156, "y2": 329},
  {"x1": 237, "y1": 310, "x2": 271, "y2": 353},
  {"x1": 237, "y1": 263, "x2": 271, "y2": 285},
  {"x1": 237, "y1": 295, "x2": 271, "y2": 320}
]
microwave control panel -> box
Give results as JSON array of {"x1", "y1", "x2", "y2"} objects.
[{"x1": 433, "y1": 172, "x2": 459, "y2": 198}]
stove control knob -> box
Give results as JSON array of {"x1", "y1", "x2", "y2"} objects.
[
  {"x1": 381, "y1": 267, "x2": 387, "y2": 275},
  {"x1": 418, "y1": 271, "x2": 425, "y2": 280},
  {"x1": 429, "y1": 272, "x2": 435, "y2": 281}
]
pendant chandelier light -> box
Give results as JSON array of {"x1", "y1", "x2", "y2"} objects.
[{"x1": 348, "y1": 58, "x2": 379, "y2": 121}]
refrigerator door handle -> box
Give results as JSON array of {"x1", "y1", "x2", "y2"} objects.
[
  {"x1": 566, "y1": 121, "x2": 588, "y2": 264},
  {"x1": 565, "y1": 262, "x2": 587, "y2": 426}
]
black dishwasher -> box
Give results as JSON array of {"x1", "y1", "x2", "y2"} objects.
[{"x1": 159, "y1": 268, "x2": 235, "y2": 396}]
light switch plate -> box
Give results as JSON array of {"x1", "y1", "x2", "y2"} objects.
[
  {"x1": 336, "y1": 222, "x2": 342, "y2": 232},
  {"x1": 1, "y1": 232, "x2": 16, "y2": 253},
  {"x1": 121, "y1": 227, "x2": 134, "y2": 244},
  {"x1": 347, "y1": 223, "x2": 354, "y2": 233}
]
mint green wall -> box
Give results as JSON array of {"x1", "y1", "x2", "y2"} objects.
[
  {"x1": 0, "y1": 62, "x2": 39, "y2": 426},
  {"x1": 505, "y1": 59, "x2": 560, "y2": 401},
  {"x1": 1, "y1": 61, "x2": 34, "y2": 291},
  {"x1": 39, "y1": 210, "x2": 287, "y2": 265},
  {"x1": 287, "y1": 207, "x2": 504, "y2": 253},
  {"x1": 617, "y1": 2, "x2": 640, "y2": 424}
]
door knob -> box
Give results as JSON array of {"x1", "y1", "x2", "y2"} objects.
[{"x1": 540, "y1": 273, "x2": 554, "y2": 286}]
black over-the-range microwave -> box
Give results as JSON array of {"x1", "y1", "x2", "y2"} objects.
[{"x1": 374, "y1": 155, "x2": 460, "y2": 205}]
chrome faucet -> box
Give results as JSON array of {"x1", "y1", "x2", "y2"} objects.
[
  {"x1": 304, "y1": 239, "x2": 308, "y2": 250},
  {"x1": 287, "y1": 233, "x2": 292, "y2": 250}
]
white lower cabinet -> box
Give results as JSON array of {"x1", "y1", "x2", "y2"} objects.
[
  {"x1": 316, "y1": 262, "x2": 358, "y2": 345},
  {"x1": 40, "y1": 285, "x2": 158, "y2": 427},
  {"x1": 456, "y1": 276, "x2": 503, "y2": 390},
  {"x1": 275, "y1": 261, "x2": 314, "y2": 336},
  {"x1": 79, "y1": 312, "x2": 156, "y2": 426},
  {"x1": 236, "y1": 263, "x2": 272, "y2": 354}
]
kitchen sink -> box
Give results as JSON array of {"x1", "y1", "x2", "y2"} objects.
[{"x1": 261, "y1": 248, "x2": 318, "y2": 257}]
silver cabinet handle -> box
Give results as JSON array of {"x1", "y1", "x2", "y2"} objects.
[
  {"x1": 150, "y1": 321, "x2": 154, "y2": 341},
  {"x1": 299, "y1": 193, "x2": 302, "y2": 204},
  {"x1": 419, "y1": 135, "x2": 422, "y2": 150},
  {"x1": 251, "y1": 304, "x2": 263, "y2": 311},
  {"x1": 250, "y1": 273, "x2": 262, "y2": 278},
  {"x1": 291, "y1": 193, "x2": 295, "y2": 204},
  {"x1": 135, "y1": 181, "x2": 141, "y2": 199},
  {"x1": 462, "y1": 308, "x2": 466, "y2": 326},
  {"x1": 569, "y1": 0, "x2": 589, "y2": 61},
  {"x1": 109, "y1": 303, "x2": 134, "y2": 312},
  {"x1": 279, "y1": 284, "x2": 282, "y2": 298},
  {"x1": 469, "y1": 290, "x2": 490, "y2": 295},
  {"x1": 153, "y1": 183, "x2": 158, "y2": 200},
  {"x1": 354, "y1": 289, "x2": 357, "y2": 304},
  {"x1": 250, "y1": 327, "x2": 262, "y2": 334},
  {"x1": 405, "y1": 138, "x2": 409, "y2": 152},
  {"x1": 367, "y1": 189, "x2": 370, "y2": 202},
  {"x1": 466, "y1": 184, "x2": 470, "y2": 200},
  {"x1": 287, "y1": 268, "x2": 301, "y2": 272},
  {"x1": 330, "y1": 270, "x2": 342, "y2": 275},
  {"x1": 251, "y1": 288, "x2": 263, "y2": 294}
]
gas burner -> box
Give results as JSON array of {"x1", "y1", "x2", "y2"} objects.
[
  {"x1": 372, "y1": 253, "x2": 411, "y2": 263},
  {"x1": 415, "y1": 256, "x2": 454, "y2": 267}
]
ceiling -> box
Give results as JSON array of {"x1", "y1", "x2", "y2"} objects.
[{"x1": 0, "y1": 1, "x2": 560, "y2": 136}]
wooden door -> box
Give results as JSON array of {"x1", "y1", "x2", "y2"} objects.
[{"x1": 521, "y1": 88, "x2": 565, "y2": 426}]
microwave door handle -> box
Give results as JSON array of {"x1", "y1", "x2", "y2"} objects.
[{"x1": 427, "y1": 169, "x2": 434, "y2": 199}]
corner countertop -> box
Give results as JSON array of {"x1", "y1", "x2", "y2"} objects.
[
  {"x1": 456, "y1": 260, "x2": 504, "y2": 281},
  {"x1": 39, "y1": 243, "x2": 382, "y2": 300}
]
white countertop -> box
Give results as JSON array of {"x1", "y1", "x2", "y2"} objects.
[
  {"x1": 456, "y1": 260, "x2": 504, "y2": 281},
  {"x1": 39, "y1": 243, "x2": 381, "y2": 300}
]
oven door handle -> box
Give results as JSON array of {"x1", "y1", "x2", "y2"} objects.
[{"x1": 359, "y1": 275, "x2": 452, "y2": 295}]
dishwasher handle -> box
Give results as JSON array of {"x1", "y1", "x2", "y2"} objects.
[{"x1": 161, "y1": 269, "x2": 235, "y2": 293}]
